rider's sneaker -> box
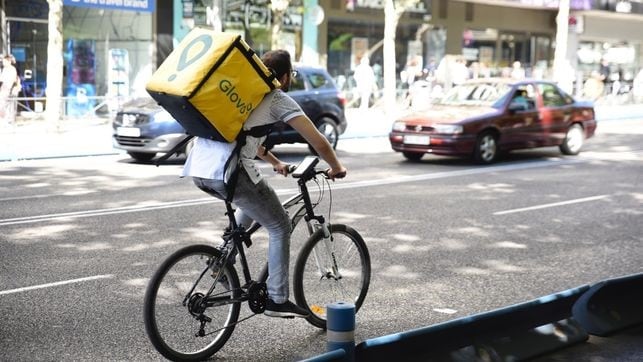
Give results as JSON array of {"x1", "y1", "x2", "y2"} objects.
[{"x1": 264, "y1": 299, "x2": 310, "y2": 318}]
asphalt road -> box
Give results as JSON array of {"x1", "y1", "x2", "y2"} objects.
[{"x1": 1, "y1": 119, "x2": 642, "y2": 361}]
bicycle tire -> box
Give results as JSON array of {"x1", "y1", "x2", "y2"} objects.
[
  {"x1": 143, "y1": 244, "x2": 241, "y2": 361},
  {"x1": 293, "y1": 224, "x2": 371, "y2": 329}
]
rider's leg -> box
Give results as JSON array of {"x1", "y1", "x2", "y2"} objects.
[{"x1": 230, "y1": 169, "x2": 292, "y2": 304}]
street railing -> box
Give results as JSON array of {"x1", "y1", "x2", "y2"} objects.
[{"x1": 8, "y1": 95, "x2": 127, "y2": 124}]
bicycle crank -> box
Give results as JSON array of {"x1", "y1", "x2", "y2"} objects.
[{"x1": 246, "y1": 281, "x2": 268, "y2": 314}]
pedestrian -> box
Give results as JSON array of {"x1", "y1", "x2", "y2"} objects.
[
  {"x1": 510, "y1": 61, "x2": 525, "y2": 80},
  {"x1": 452, "y1": 57, "x2": 469, "y2": 86},
  {"x1": 372, "y1": 58, "x2": 383, "y2": 92},
  {"x1": 0, "y1": 54, "x2": 20, "y2": 124},
  {"x1": 599, "y1": 59, "x2": 611, "y2": 95},
  {"x1": 181, "y1": 49, "x2": 347, "y2": 318},
  {"x1": 353, "y1": 55, "x2": 376, "y2": 110}
]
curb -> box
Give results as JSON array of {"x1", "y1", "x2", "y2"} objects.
[{"x1": 300, "y1": 272, "x2": 643, "y2": 361}]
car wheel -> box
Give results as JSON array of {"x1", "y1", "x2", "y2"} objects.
[
  {"x1": 473, "y1": 131, "x2": 498, "y2": 164},
  {"x1": 128, "y1": 151, "x2": 156, "y2": 162},
  {"x1": 402, "y1": 151, "x2": 423, "y2": 162},
  {"x1": 559, "y1": 123, "x2": 584, "y2": 155},
  {"x1": 308, "y1": 117, "x2": 339, "y2": 154}
]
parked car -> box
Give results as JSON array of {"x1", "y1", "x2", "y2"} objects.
[
  {"x1": 112, "y1": 65, "x2": 347, "y2": 162},
  {"x1": 389, "y1": 79, "x2": 597, "y2": 164}
]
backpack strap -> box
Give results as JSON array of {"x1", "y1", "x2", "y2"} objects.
[
  {"x1": 222, "y1": 131, "x2": 248, "y2": 203},
  {"x1": 221, "y1": 123, "x2": 275, "y2": 201},
  {"x1": 154, "y1": 134, "x2": 194, "y2": 166}
]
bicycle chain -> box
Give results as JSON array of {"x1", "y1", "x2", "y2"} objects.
[{"x1": 199, "y1": 312, "x2": 259, "y2": 337}]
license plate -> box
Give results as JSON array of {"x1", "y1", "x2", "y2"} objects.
[
  {"x1": 117, "y1": 127, "x2": 141, "y2": 137},
  {"x1": 403, "y1": 135, "x2": 430, "y2": 145}
]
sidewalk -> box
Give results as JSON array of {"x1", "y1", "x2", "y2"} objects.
[{"x1": 1, "y1": 103, "x2": 643, "y2": 162}]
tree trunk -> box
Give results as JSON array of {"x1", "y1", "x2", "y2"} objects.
[
  {"x1": 383, "y1": 0, "x2": 399, "y2": 114},
  {"x1": 271, "y1": 11, "x2": 285, "y2": 50},
  {"x1": 46, "y1": 0, "x2": 63, "y2": 127},
  {"x1": 553, "y1": 0, "x2": 570, "y2": 85}
]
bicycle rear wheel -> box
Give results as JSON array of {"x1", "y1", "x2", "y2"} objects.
[
  {"x1": 293, "y1": 224, "x2": 371, "y2": 329},
  {"x1": 143, "y1": 244, "x2": 241, "y2": 361}
]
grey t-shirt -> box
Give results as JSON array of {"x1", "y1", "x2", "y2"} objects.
[{"x1": 181, "y1": 89, "x2": 305, "y2": 184}]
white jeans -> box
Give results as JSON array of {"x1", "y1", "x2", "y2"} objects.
[{"x1": 192, "y1": 169, "x2": 292, "y2": 303}]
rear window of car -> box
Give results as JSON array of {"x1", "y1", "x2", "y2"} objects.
[
  {"x1": 439, "y1": 83, "x2": 510, "y2": 106},
  {"x1": 538, "y1": 83, "x2": 573, "y2": 107},
  {"x1": 307, "y1": 71, "x2": 334, "y2": 89}
]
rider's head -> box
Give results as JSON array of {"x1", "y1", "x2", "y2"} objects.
[{"x1": 261, "y1": 50, "x2": 294, "y2": 92}]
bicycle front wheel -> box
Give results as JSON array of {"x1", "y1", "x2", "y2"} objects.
[
  {"x1": 143, "y1": 244, "x2": 241, "y2": 361},
  {"x1": 293, "y1": 224, "x2": 371, "y2": 329}
]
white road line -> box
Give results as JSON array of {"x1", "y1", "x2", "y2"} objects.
[
  {"x1": 433, "y1": 308, "x2": 458, "y2": 314},
  {"x1": 493, "y1": 195, "x2": 610, "y2": 216},
  {"x1": 0, "y1": 274, "x2": 114, "y2": 296},
  {"x1": 0, "y1": 198, "x2": 216, "y2": 226},
  {"x1": 0, "y1": 157, "x2": 583, "y2": 226}
]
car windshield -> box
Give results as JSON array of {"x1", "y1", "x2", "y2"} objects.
[{"x1": 437, "y1": 83, "x2": 511, "y2": 108}]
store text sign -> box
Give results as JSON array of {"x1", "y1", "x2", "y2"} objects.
[{"x1": 64, "y1": 0, "x2": 155, "y2": 13}]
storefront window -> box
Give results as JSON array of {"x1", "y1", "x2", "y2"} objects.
[
  {"x1": 62, "y1": 7, "x2": 152, "y2": 114},
  {"x1": 3, "y1": 0, "x2": 153, "y2": 111}
]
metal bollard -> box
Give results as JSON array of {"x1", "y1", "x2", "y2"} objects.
[{"x1": 326, "y1": 302, "x2": 355, "y2": 362}]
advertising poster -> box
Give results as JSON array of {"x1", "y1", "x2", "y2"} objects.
[{"x1": 64, "y1": 39, "x2": 96, "y2": 116}]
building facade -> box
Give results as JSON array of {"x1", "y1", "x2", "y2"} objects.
[{"x1": 1, "y1": 0, "x2": 641, "y2": 102}]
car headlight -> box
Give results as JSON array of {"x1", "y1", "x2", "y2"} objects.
[
  {"x1": 392, "y1": 121, "x2": 406, "y2": 132},
  {"x1": 433, "y1": 124, "x2": 463, "y2": 134}
]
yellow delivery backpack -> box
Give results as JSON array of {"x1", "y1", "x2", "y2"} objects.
[{"x1": 146, "y1": 28, "x2": 281, "y2": 142}]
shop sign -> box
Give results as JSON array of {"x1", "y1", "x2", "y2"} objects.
[
  {"x1": 514, "y1": 0, "x2": 592, "y2": 10},
  {"x1": 354, "y1": 0, "x2": 429, "y2": 13},
  {"x1": 224, "y1": 6, "x2": 302, "y2": 30},
  {"x1": 63, "y1": 0, "x2": 155, "y2": 13},
  {"x1": 182, "y1": 0, "x2": 194, "y2": 18}
]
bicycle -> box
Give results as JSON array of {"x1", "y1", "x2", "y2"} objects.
[{"x1": 143, "y1": 156, "x2": 371, "y2": 361}]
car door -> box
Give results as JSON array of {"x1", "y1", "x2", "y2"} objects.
[
  {"x1": 497, "y1": 84, "x2": 539, "y2": 149},
  {"x1": 536, "y1": 83, "x2": 574, "y2": 145}
]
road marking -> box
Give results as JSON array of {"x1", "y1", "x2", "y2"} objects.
[
  {"x1": 0, "y1": 274, "x2": 113, "y2": 296},
  {"x1": 433, "y1": 308, "x2": 458, "y2": 314},
  {"x1": 0, "y1": 157, "x2": 585, "y2": 226},
  {"x1": 493, "y1": 195, "x2": 610, "y2": 216},
  {"x1": 0, "y1": 198, "x2": 216, "y2": 226}
]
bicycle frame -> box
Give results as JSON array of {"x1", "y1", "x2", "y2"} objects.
[{"x1": 191, "y1": 164, "x2": 340, "y2": 312}]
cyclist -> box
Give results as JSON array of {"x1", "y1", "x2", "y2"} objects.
[{"x1": 181, "y1": 49, "x2": 347, "y2": 318}]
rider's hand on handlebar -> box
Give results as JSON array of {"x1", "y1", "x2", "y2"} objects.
[
  {"x1": 273, "y1": 162, "x2": 291, "y2": 177},
  {"x1": 326, "y1": 166, "x2": 347, "y2": 180}
]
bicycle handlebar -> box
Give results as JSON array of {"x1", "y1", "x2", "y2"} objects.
[{"x1": 285, "y1": 156, "x2": 346, "y2": 180}]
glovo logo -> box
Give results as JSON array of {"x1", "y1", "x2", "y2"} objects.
[
  {"x1": 219, "y1": 79, "x2": 253, "y2": 115},
  {"x1": 168, "y1": 34, "x2": 213, "y2": 82}
]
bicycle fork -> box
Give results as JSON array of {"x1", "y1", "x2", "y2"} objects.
[{"x1": 308, "y1": 220, "x2": 342, "y2": 281}]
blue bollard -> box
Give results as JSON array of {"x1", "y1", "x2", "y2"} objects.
[{"x1": 327, "y1": 302, "x2": 355, "y2": 362}]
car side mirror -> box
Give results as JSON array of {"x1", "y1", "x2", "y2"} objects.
[{"x1": 508, "y1": 102, "x2": 527, "y2": 113}]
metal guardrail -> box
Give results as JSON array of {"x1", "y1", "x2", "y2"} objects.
[{"x1": 8, "y1": 95, "x2": 127, "y2": 123}]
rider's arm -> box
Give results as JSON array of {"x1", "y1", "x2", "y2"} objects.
[
  {"x1": 288, "y1": 115, "x2": 347, "y2": 178},
  {"x1": 256, "y1": 146, "x2": 290, "y2": 176}
]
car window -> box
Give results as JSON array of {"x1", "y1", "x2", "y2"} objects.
[
  {"x1": 440, "y1": 83, "x2": 510, "y2": 107},
  {"x1": 538, "y1": 83, "x2": 568, "y2": 107},
  {"x1": 509, "y1": 84, "x2": 537, "y2": 111},
  {"x1": 307, "y1": 71, "x2": 334, "y2": 89},
  {"x1": 290, "y1": 71, "x2": 306, "y2": 91}
]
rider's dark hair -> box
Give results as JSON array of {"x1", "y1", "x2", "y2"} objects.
[{"x1": 261, "y1": 50, "x2": 292, "y2": 79}]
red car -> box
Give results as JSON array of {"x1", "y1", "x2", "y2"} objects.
[{"x1": 389, "y1": 79, "x2": 597, "y2": 164}]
